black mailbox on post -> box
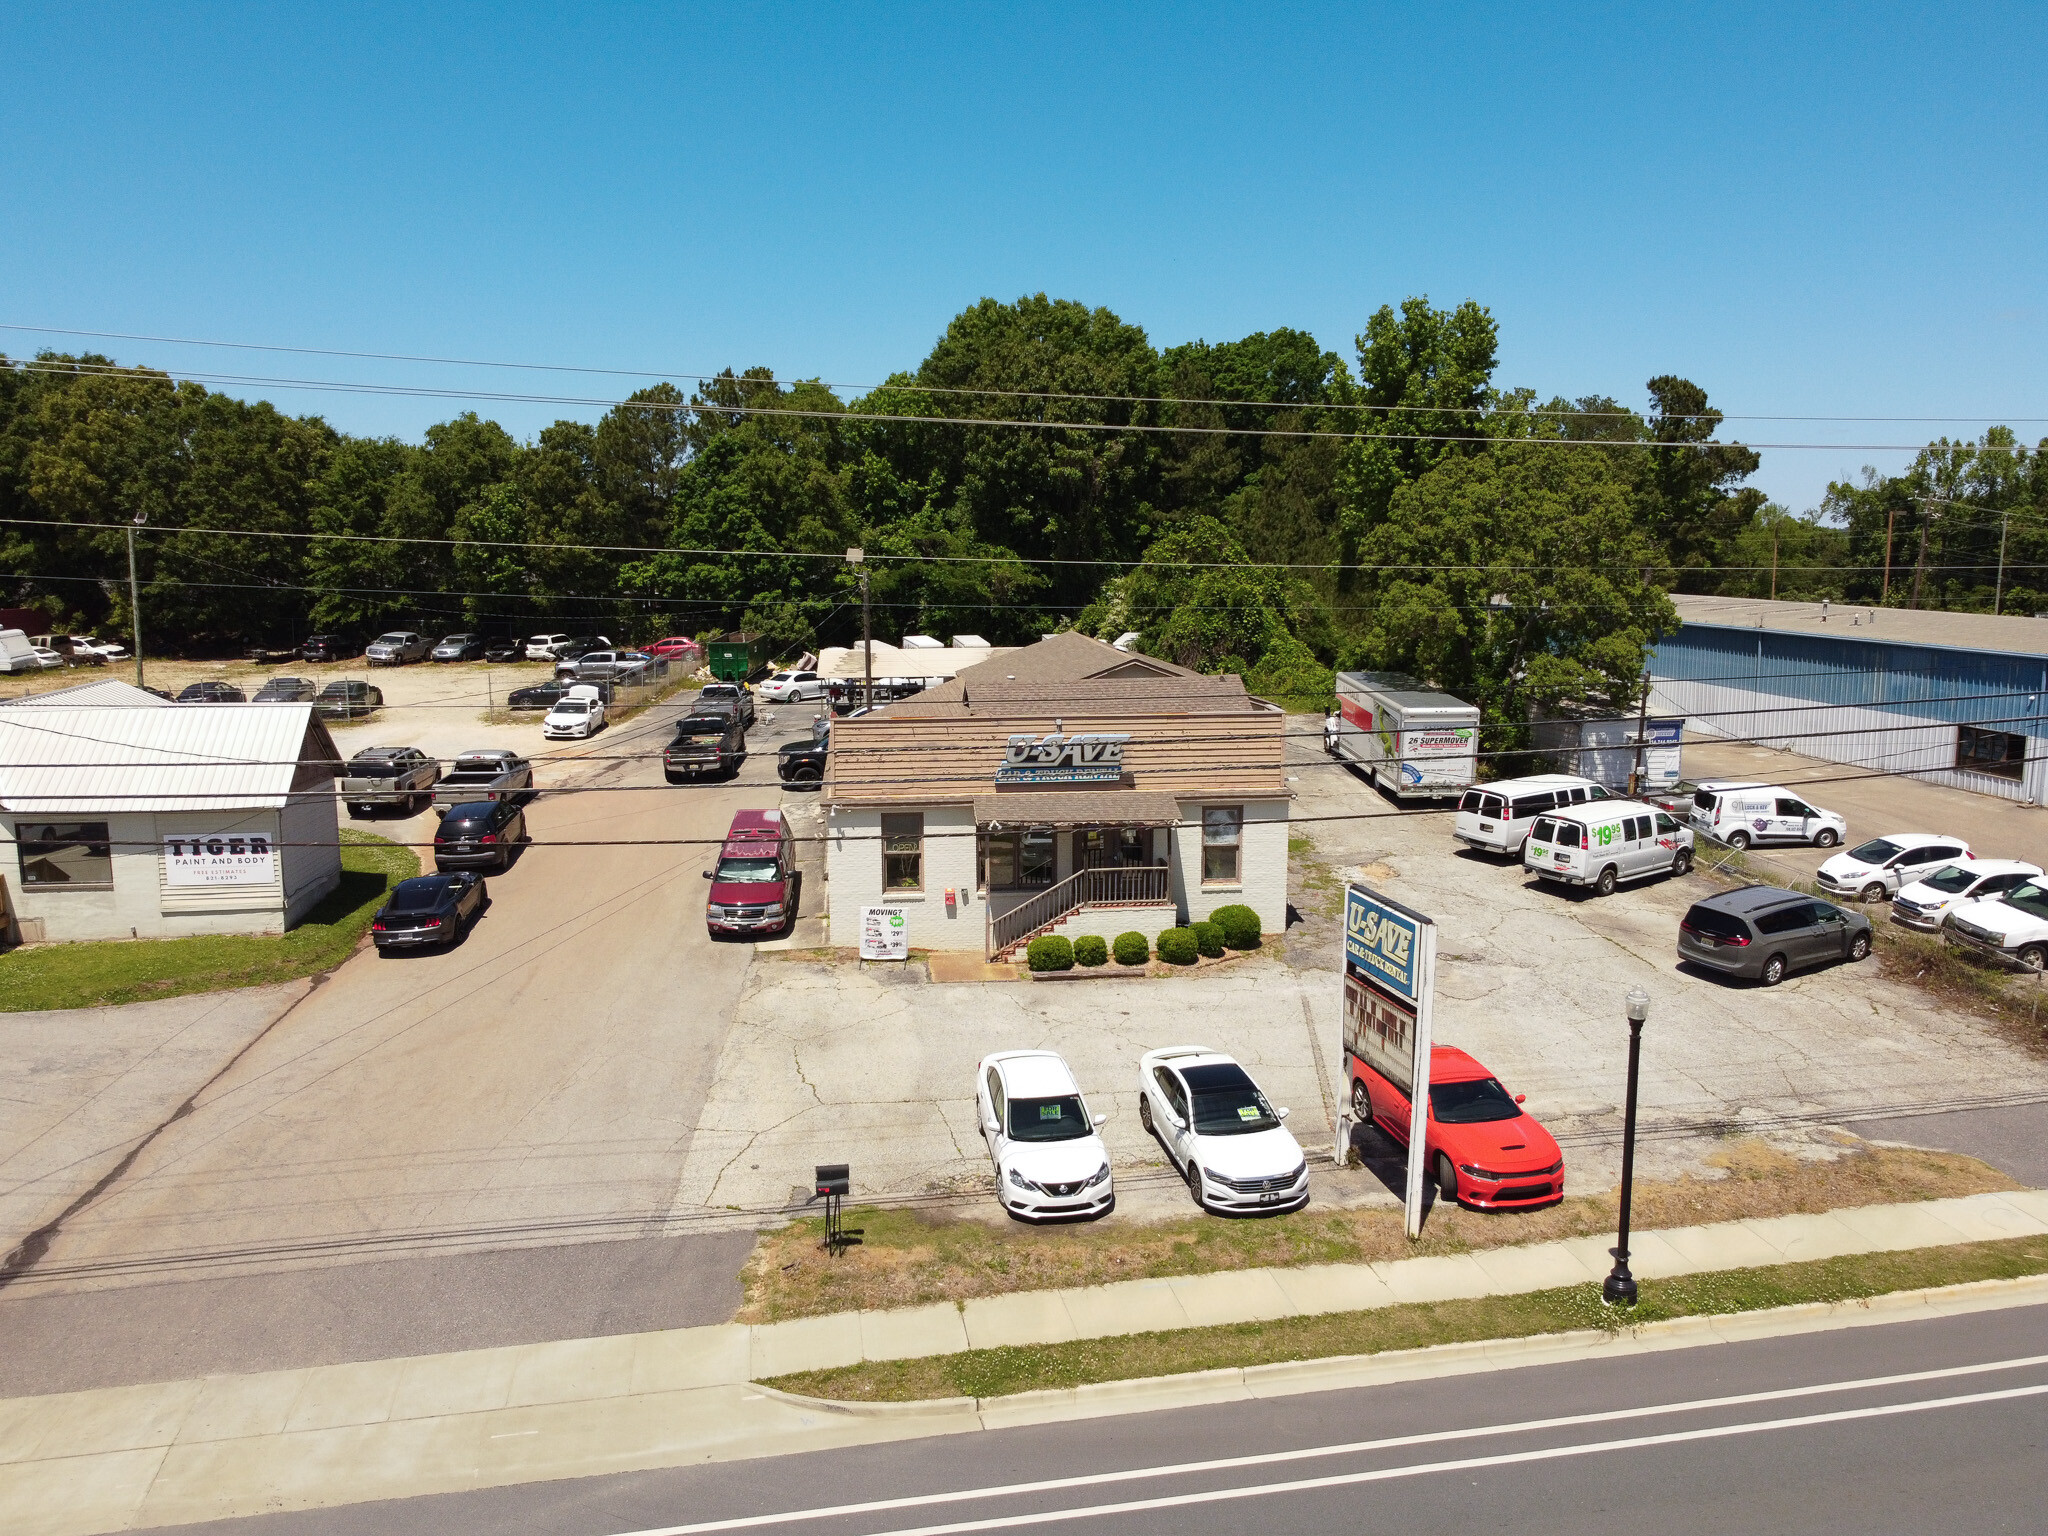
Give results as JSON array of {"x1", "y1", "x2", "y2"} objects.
[{"x1": 814, "y1": 1163, "x2": 850, "y2": 1198}]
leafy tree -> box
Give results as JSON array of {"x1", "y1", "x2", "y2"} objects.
[
  {"x1": 1639, "y1": 375, "x2": 1764, "y2": 584},
  {"x1": 1109, "y1": 515, "x2": 1332, "y2": 676},
  {"x1": 1350, "y1": 443, "x2": 1677, "y2": 747}
]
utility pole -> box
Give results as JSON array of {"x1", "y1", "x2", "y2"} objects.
[
  {"x1": 1881, "y1": 501, "x2": 1897, "y2": 603},
  {"x1": 1996, "y1": 506, "x2": 2011, "y2": 616},
  {"x1": 1910, "y1": 496, "x2": 1934, "y2": 609},
  {"x1": 126, "y1": 512, "x2": 146, "y2": 688},
  {"x1": 1770, "y1": 527, "x2": 1778, "y2": 601},
  {"x1": 847, "y1": 547, "x2": 869, "y2": 708},
  {"x1": 1630, "y1": 669, "x2": 1650, "y2": 797}
]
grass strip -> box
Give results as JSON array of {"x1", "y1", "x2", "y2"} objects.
[
  {"x1": 765, "y1": 1233, "x2": 2048, "y2": 1403},
  {"x1": 741, "y1": 1142, "x2": 2014, "y2": 1322},
  {"x1": 0, "y1": 829, "x2": 418, "y2": 1011}
]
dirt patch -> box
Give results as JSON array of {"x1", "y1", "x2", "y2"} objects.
[{"x1": 738, "y1": 1139, "x2": 2015, "y2": 1321}]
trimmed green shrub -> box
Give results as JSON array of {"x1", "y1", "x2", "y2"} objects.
[
  {"x1": 1156, "y1": 927, "x2": 1198, "y2": 965},
  {"x1": 1112, "y1": 930, "x2": 1150, "y2": 966},
  {"x1": 1073, "y1": 934, "x2": 1109, "y2": 967},
  {"x1": 1192, "y1": 920, "x2": 1225, "y2": 958},
  {"x1": 1026, "y1": 935, "x2": 1075, "y2": 972},
  {"x1": 1210, "y1": 903, "x2": 1262, "y2": 950}
]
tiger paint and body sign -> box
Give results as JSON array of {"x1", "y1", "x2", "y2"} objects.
[{"x1": 1342, "y1": 882, "x2": 1438, "y2": 1238}]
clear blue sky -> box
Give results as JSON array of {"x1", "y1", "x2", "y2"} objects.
[{"x1": 4, "y1": 2, "x2": 2042, "y2": 513}]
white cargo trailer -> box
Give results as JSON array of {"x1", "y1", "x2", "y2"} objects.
[{"x1": 1333, "y1": 672, "x2": 1480, "y2": 800}]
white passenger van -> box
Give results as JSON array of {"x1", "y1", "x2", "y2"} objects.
[
  {"x1": 1688, "y1": 781, "x2": 1846, "y2": 850},
  {"x1": 1523, "y1": 800, "x2": 1694, "y2": 895},
  {"x1": 1453, "y1": 775, "x2": 1612, "y2": 855}
]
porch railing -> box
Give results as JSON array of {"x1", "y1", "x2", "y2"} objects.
[{"x1": 986, "y1": 863, "x2": 1171, "y2": 960}]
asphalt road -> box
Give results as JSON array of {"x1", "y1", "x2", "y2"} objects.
[
  {"x1": 0, "y1": 693, "x2": 820, "y2": 1395},
  {"x1": 127, "y1": 1302, "x2": 2048, "y2": 1536}
]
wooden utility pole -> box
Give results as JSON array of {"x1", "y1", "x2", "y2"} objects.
[
  {"x1": 1770, "y1": 528, "x2": 1778, "y2": 601},
  {"x1": 847, "y1": 546, "x2": 870, "y2": 708},
  {"x1": 1881, "y1": 502, "x2": 1897, "y2": 603}
]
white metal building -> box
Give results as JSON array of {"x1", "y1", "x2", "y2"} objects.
[{"x1": 0, "y1": 704, "x2": 345, "y2": 943}]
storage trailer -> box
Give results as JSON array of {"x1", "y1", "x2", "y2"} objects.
[{"x1": 1333, "y1": 672, "x2": 1480, "y2": 800}]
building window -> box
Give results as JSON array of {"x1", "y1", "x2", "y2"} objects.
[
  {"x1": 1957, "y1": 724, "x2": 2027, "y2": 782},
  {"x1": 980, "y1": 827, "x2": 1055, "y2": 890},
  {"x1": 1202, "y1": 806, "x2": 1242, "y2": 884},
  {"x1": 17, "y1": 821, "x2": 113, "y2": 888},
  {"x1": 882, "y1": 813, "x2": 924, "y2": 891}
]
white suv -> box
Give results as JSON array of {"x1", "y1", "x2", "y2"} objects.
[
  {"x1": 1138, "y1": 1047, "x2": 1307, "y2": 1213},
  {"x1": 1892, "y1": 859, "x2": 2042, "y2": 933},
  {"x1": 1817, "y1": 834, "x2": 1972, "y2": 903},
  {"x1": 1689, "y1": 782, "x2": 1847, "y2": 850},
  {"x1": 525, "y1": 633, "x2": 572, "y2": 661},
  {"x1": 975, "y1": 1050, "x2": 1112, "y2": 1220},
  {"x1": 1945, "y1": 881, "x2": 2048, "y2": 971}
]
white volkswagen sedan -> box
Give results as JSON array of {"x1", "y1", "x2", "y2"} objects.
[
  {"x1": 1138, "y1": 1046, "x2": 1308, "y2": 1213},
  {"x1": 541, "y1": 696, "x2": 605, "y2": 739},
  {"x1": 975, "y1": 1050, "x2": 1113, "y2": 1221}
]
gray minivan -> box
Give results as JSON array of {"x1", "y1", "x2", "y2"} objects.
[{"x1": 1677, "y1": 885, "x2": 1873, "y2": 986}]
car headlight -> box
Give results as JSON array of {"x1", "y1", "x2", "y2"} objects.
[
  {"x1": 1084, "y1": 1161, "x2": 1111, "y2": 1188},
  {"x1": 760, "y1": 904, "x2": 785, "y2": 917},
  {"x1": 1006, "y1": 1167, "x2": 1041, "y2": 1195}
]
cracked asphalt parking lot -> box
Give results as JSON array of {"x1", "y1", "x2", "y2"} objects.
[{"x1": 677, "y1": 716, "x2": 2048, "y2": 1219}]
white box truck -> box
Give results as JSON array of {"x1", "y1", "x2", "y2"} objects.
[{"x1": 1334, "y1": 672, "x2": 1480, "y2": 800}]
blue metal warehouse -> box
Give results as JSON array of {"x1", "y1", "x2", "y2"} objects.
[{"x1": 1648, "y1": 595, "x2": 2048, "y2": 805}]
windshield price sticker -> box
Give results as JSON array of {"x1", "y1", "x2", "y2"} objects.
[
  {"x1": 1040, "y1": 1104, "x2": 1062, "y2": 1120},
  {"x1": 1237, "y1": 1104, "x2": 1260, "y2": 1121}
]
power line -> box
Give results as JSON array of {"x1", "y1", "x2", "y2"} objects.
[
  {"x1": 9, "y1": 322, "x2": 2046, "y2": 426},
  {"x1": 0, "y1": 357, "x2": 2008, "y2": 454}
]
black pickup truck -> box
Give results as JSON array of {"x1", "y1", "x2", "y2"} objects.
[
  {"x1": 777, "y1": 717, "x2": 830, "y2": 785},
  {"x1": 664, "y1": 711, "x2": 747, "y2": 782}
]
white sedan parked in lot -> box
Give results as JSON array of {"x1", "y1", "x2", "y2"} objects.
[
  {"x1": 1816, "y1": 833, "x2": 1972, "y2": 902},
  {"x1": 541, "y1": 695, "x2": 605, "y2": 739},
  {"x1": 1138, "y1": 1046, "x2": 1308, "y2": 1213},
  {"x1": 975, "y1": 1050, "x2": 1113, "y2": 1220},
  {"x1": 1892, "y1": 859, "x2": 2042, "y2": 932},
  {"x1": 757, "y1": 669, "x2": 827, "y2": 703}
]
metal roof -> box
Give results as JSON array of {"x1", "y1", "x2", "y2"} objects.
[
  {"x1": 1671, "y1": 594, "x2": 2048, "y2": 659},
  {"x1": 0, "y1": 704, "x2": 341, "y2": 813},
  {"x1": 1, "y1": 678, "x2": 171, "y2": 708}
]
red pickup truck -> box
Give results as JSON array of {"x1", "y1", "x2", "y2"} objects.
[{"x1": 704, "y1": 809, "x2": 796, "y2": 937}]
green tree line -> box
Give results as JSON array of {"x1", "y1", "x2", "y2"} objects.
[{"x1": 6, "y1": 294, "x2": 2035, "y2": 732}]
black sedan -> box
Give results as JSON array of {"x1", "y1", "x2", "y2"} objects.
[
  {"x1": 370, "y1": 872, "x2": 487, "y2": 951},
  {"x1": 483, "y1": 640, "x2": 525, "y2": 662},
  {"x1": 506, "y1": 678, "x2": 612, "y2": 711},
  {"x1": 177, "y1": 681, "x2": 247, "y2": 703},
  {"x1": 315, "y1": 680, "x2": 384, "y2": 719},
  {"x1": 252, "y1": 676, "x2": 317, "y2": 702}
]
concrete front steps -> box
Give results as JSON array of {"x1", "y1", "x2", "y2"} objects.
[{"x1": 995, "y1": 902, "x2": 1180, "y2": 960}]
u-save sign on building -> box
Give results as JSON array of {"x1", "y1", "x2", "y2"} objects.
[{"x1": 822, "y1": 632, "x2": 1290, "y2": 955}]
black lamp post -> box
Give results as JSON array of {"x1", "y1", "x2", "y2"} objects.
[{"x1": 1603, "y1": 985, "x2": 1650, "y2": 1307}]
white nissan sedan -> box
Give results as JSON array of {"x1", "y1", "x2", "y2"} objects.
[
  {"x1": 975, "y1": 1050, "x2": 1113, "y2": 1221},
  {"x1": 541, "y1": 696, "x2": 605, "y2": 739},
  {"x1": 1139, "y1": 1046, "x2": 1308, "y2": 1213}
]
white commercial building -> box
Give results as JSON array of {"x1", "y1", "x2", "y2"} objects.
[
  {"x1": 824, "y1": 632, "x2": 1290, "y2": 957},
  {"x1": 0, "y1": 701, "x2": 345, "y2": 943}
]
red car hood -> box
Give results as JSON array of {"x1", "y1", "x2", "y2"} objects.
[
  {"x1": 1436, "y1": 1114, "x2": 1562, "y2": 1171},
  {"x1": 709, "y1": 880, "x2": 789, "y2": 904}
]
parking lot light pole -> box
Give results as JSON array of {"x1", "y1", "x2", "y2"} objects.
[{"x1": 1603, "y1": 985, "x2": 1651, "y2": 1307}]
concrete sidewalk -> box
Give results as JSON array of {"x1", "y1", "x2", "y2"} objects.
[{"x1": 5, "y1": 1189, "x2": 2047, "y2": 1534}]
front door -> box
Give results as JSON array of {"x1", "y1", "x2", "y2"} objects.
[{"x1": 982, "y1": 1067, "x2": 1006, "y2": 1165}]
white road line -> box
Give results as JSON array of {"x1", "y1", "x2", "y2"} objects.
[{"x1": 619, "y1": 1352, "x2": 2048, "y2": 1535}]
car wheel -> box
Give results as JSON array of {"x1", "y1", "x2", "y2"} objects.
[
  {"x1": 1671, "y1": 848, "x2": 1694, "y2": 876},
  {"x1": 1849, "y1": 932, "x2": 1872, "y2": 962},
  {"x1": 1761, "y1": 953, "x2": 1787, "y2": 986},
  {"x1": 2020, "y1": 944, "x2": 2047, "y2": 972},
  {"x1": 1595, "y1": 865, "x2": 1618, "y2": 896},
  {"x1": 664, "y1": 771, "x2": 683, "y2": 785},
  {"x1": 1860, "y1": 882, "x2": 1888, "y2": 903},
  {"x1": 1186, "y1": 1160, "x2": 1206, "y2": 1211},
  {"x1": 1727, "y1": 830, "x2": 1751, "y2": 851},
  {"x1": 794, "y1": 765, "x2": 820, "y2": 783},
  {"x1": 1437, "y1": 1153, "x2": 1460, "y2": 1205},
  {"x1": 1814, "y1": 829, "x2": 1839, "y2": 848},
  {"x1": 1350, "y1": 1077, "x2": 1370, "y2": 1122},
  {"x1": 1139, "y1": 1093, "x2": 1154, "y2": 1133}
]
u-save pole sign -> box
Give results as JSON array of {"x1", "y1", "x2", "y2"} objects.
[{"x1": 1342, "y1": 882, "x2": 1438, "y2": 1239}]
